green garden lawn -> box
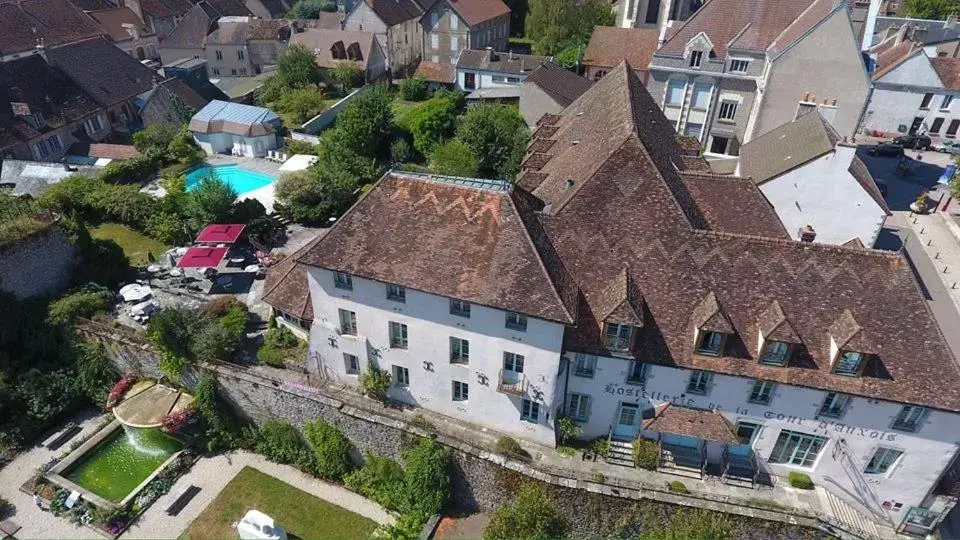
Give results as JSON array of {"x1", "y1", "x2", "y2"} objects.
[
  {"x1": 90, "y1": 223, "x2": 168, "y2": 267},
  {"x1": 182, "y1": 467, "x2": 378, "y2": 540}
]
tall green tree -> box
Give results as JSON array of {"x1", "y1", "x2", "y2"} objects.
[
  {"x1": 277, "y1": 43, "x2": 324, "y2": 88},
  {"x1": 286, "y1": 0, "x2": 336, "y2": 18},
  {"x1": 484, "y1": 483, "x2": 566, "y2": 540},
  {"x1": 406, "y1": 97, "x2": 458, "y2": 155},
  {"x1": 525, "y1": 0, "x2": 613, "y2": 55},
  {"x1": 333, "y1": 85, "x2": 395, "y2": 159},
  {"x1": 455, "y1": 105, "x2": 529, "y2": 179},
  {"x1": 904, "y1": 0, "x2": 960, "y2": 19},
  {"x1": 183, "y1": 176, "x2": 237, "y2": 231},
  {"x1": 430, "y1": 140, "x2": 480, "y2": 177},
  {"x1": 276, "y1": 87, "x2": 327, "y2": 124}
]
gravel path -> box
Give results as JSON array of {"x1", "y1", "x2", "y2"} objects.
[{"x1": 123, "y1": 450, "x2": 395, "y2": 539}]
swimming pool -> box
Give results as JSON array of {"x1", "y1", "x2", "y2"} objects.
[{"x1": 186, "y1": 165, "x2": 275, "y2": 195}]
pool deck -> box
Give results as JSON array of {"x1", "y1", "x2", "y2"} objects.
[{"x1": 205, "y1": 155, "x2": 282, "y2": 213}]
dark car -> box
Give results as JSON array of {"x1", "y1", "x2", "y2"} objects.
[
  {"x1": 868, "y1": 142, "x2": 905, "y2": 157},
  {"x1": 892, "y1": 134, "x2": 931, "y2": 150}
]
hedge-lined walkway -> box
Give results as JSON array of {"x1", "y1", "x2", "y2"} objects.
[{"x1": 123, "y1": 450, "x2": 394, "y2": 539}]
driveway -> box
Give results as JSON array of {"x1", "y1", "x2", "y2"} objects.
[{"x1": 856, "y1": 146, "x2": 952, "y2": 211}]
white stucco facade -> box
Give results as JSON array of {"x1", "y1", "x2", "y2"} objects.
[
  {"x1": 192, "y1": 131, "x2": 278, "y2": 157},
  {"x1": 563, "y1": 350, "x2": 960, "y2": 519},
  {"x1": 754, "y1": 146, "x2": 888, "y2": 246},
  {"x1": 454, "y1": 68, "x2": 524, "y2": 93},
  {"x1": 864, "y1": 51, "x2": 960, "y2": 138},
  {"x1": 305, "y1": 267, "x2": 566, "y2": 446}
]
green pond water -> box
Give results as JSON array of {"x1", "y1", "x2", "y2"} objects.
[{"x1": 66, "y1": 426, "x2": 183, "y2": 502}]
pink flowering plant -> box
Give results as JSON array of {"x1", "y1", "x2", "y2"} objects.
[
  {"x1": 161, "y1": 407, "x2": 197, "y2": 433},
  {"x1": 105, "y1": 373, "x2": 138, "y2": 410}
]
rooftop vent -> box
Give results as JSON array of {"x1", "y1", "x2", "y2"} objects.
[
  {"x1": 799, "y1": 225, "x2": 816, "y2": 243},
  {"x1": 564, "y1": 179, "x2": 574, "y2": 190}
]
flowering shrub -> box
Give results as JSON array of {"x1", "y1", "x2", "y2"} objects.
[
  {"x1": 105, "y1": 373, "x2": 138, "y2": 410},
  {"x1": 160, "y1": 407, "x2": 197, "y2": 433}
]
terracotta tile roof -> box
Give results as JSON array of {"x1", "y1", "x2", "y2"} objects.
[
  {"x1": 644, "y1": 404, "x2": 739, "y2": 444},
  {"x1": 158, "y1": 77, "x2": 208, "y2": 110},
  {"x1": 0, "y1": 0, "x2": 105, "y2": 56},
  {"x1": 931, "y1": 57, "x2": 960, "y2": 90},
  {"x1": 139, "y1": 0, "x2": 193, "y2": 18},
  {"x1": 757, "y1": 300, "x2": 801, "y2": 343},
  {"x1": 593, "y1": 268, "x2": 645, "y2": 326},
  {"x1": 533, "y1": 62, "x2": 960, "y2": 412},
  {"x1": 457, "y1": 49, "x2": 551, "y2": 74},
  {"x1": 161, "y1": 0, "x2": 251, "y2": 49},
  {"x1": 67, "y1": 142, "x2": 140, "y2": 159},
  {"x1": 582, "y1": 26, "x2": 660, "y2": 70},
  {"x1": 414, "y1": 60, "x2": 455, "y2": 84},
  {"x1": 295, "y1": 172, "x2": 574, "y2": 324},
  {"x1": 0, "y1": 54, "x2": 100, "y2": 152},
  {"x1": 872, "y1": 40, "x2": 921, "y2": 81},
  {"x1": 361, "y1": 0, "x2": 429, "y2": 26},
  {"x1": 289, "y1": 29, "x2": 378, "y2": 70},
  {"x1": 445, "y1": 0, "x2": 509, "y2": 26},
  {"x1": 89, "y1": 7, "x2": 154, "y2": 42},
  {"x1": 522, "y1": 63, "x2": 594, "y2": 108},
  {"x1": 658, "y1": 0, "x2": 823, "y2": 59},
  {"x1": 766, "y1": 0, "x2": 837, "y2": 55},
  {"x1": 262, "y1": 235, "x2": 324, "y2": 321},
  {"x1": 739, "y1": 111, "x2": 840, "y2": 185},
  {"x1": 678, "y1": 171, "x2": 788, "y2": 238},
  {"x1": 45, "y1": 37, "x2": 159, "y2": 107}
]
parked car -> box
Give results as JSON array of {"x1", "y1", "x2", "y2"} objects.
[
  {"x1": 868, "y1": 142, "x2": 905, "y2": 157},
  {"x1": 892, "y1": 134, "x2": 932, "y2": 150},
  {"x1": 935, "y1": 139, "x2": 960, "y2": 154}
]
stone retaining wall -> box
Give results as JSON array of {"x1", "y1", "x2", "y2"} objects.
[{"x1": 0, "y1": 224, "x2": 74, "y2": 299}]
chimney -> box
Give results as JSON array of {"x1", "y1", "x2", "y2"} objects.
[
  {"x1": 486, "y1": 46, "x2": 494, "y2": 61},
  {"x1": 563, "y1": 179, "x2": 574, "y2": 190},
  {"x1": 35, "y1": 37, "x2": 46, "y2": 62},
  {"x1": 799, "y1": 225, "x2": 816, "y2": 243}
]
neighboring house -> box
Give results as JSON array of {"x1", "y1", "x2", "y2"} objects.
[
  {"x1": 519, "y1": 62, "x2": 594, "y2": 126},
  {"x1": 738, "y1": 112, "x2": 890, "y2": 247},
  {"x1": 204, "y1": 17, "x2": 337, "y2": 78},
  {"x1": 343, "y1": 0, "x2": 427, "y2": 74},
  {"x1": 0, "y1": 55, "x2": 108, "y2": 162},
  {"x1": 582, "y1": 26, "x2": 660, "y2": 83},
  {"x1": 67, "y1": 142, "x2": 141, "y2": 162},
  {"x1": 413, "y1": 60, "x2": 455, "y2": 85},
  {"x1": 45, "y1": 37, "x2": 161, "y2": 134},
  {"x1": 0, "y1": 0, "x2": 104, "y2": 62},
  {"x1": 124, "y1": 0, "x2": 195, "y2": 39},
  {"x1": 647, "y1": 0, "x2": 870, "y2": 169},
  {"x1": 616, "y1": 0, "x2": 702, "y2": 31},
  {"x1": 267, "y1": 61, "x2": 960, "y2": 531},
  {"x1": 142, "y1": 77, "x2": 210, "y2": 127},
  {"x1": 189, "y1": 100, "x2": 280, "y2": 157},
  {"x1": 161, "y1": 57, "x2": 231, "y2": 102},
  {"x1": 864, "y1": 41, "x2": 960, "y2": 138},
  {"x1": 1, "y1": 160, "x2": 103, "y2": 196},
  {"x1": 421, "y1": 0, "x2": 510, "y2": 66},
  {"x1": 158, "y1": 0, "x2": 253, "y2": 65},
  {"x1": 290, "y1": 29, "x2": 388, "y2": 83},
  {"x1": 89, "y1": 7, "x2": 161, "y2": 60},
  {"x1": 454, "y1": 48, "x2": 551, "y2": 101}
]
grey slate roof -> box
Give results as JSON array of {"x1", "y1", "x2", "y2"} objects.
[
  {"x1": 0, "y1": 160, "x2": 101, "y2": 197},
  {"x1": 189, "y1": 99, "x2": 279, "y2": 135},
  {"x1": 738, "y1": 111, "x2": 840, "y2": 184},
  {"x1": 45, "y1": 37, "x2": 159, "y2": 107},
  {"x1": 456, "y1": 49, "x2": 551, "y2": 74},
  {"x1": 523, "y1": 63, "x2": 594, "y2": 108}
]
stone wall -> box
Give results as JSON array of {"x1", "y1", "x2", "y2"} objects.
[
  {"x1": 0, "y1": 224, "x2": 75, "y2": 299},
  {"x1": 80, "y1": 321, "x2": 827, "y2": 539}
]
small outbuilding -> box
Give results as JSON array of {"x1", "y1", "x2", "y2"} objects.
[{"x1": 188, "y1": 100, "x2": 281, "y2": 158}]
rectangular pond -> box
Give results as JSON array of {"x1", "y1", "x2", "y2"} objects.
[
  {"x1": 186, "y1": 164, "x2": 275, "y2": 195},
  {"x1": 64, "y1": 426, "x2": 183, "y2": 503}
]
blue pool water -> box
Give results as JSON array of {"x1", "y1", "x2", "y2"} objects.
[{"x1": 186, "y1": 165, "x2": 275, "y2": 195}]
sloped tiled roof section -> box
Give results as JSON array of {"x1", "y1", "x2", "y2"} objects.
[
  {"x1": 757, "y1": 300, "x2": 801, "y2": 343},
  {"x1": 89, "y1": 7, "x2": 155, "y2": 42},
  {"x1": 583, "y1": 26, "x2": 660, "y2": 70},
  {"x1": 931, "y1": 57, "x2": 960, "y2": 90},
  {"x1": 658, "y1": 0, "x2": 821, "y2": 59},
  {"x1": 45, "y1": 37, "x2": 159, "y2": 108},
  {"x1": 457, "y1": 49, "x2": 551, "y2": 74},
  {"x1": 262, "y1": 235, "x2": 323, "y2": 321},
  {"x1": 296, "y1": 172, "x2": 574, "y2": 324},
  {"x1": 678, "y1": 171, "x2": 788, "y2": 237},
  {"x1": 530, "y1": 62, "x2": 960, "y2": 412},
  {"x1": 644, "y1": 404, "x2": 739, "y2": 444},
  {"x1": 0, "y1": 0, "x2": 105, "y2": 56},
  {"x1": 522, "y1": 63, "x2": 594, "y2": 108},
  {"x1": 363, "y1": 0, "x2": 428, "y2": 26},
  {"x1": 739, "y1": 111, "x2": 839, "y2": 184},
  {"x1": 446, "y1": 0, "x2": 509, "y2": 26}
]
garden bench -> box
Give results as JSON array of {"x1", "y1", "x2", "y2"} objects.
[{"x1": 166, "y1": 485, "x2": 201, "y2": 516}]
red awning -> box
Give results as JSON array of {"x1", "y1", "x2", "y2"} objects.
[
  {"x1": 177, "y1": 246, "x2": 228, "y2": 268},
  {"x1": 196, "y1": 224, "x2": 246, "y2": 244}
]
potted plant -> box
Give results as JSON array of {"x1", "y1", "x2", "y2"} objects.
[{"x1": 911, "y1": 191, "x2": 929, "y2": 214}]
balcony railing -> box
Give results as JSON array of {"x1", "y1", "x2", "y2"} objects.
[{"x1": 497, "y1": 370, "x2": 527, "y2": 396}]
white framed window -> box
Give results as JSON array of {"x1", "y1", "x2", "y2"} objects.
[
  {"x1": 666, "y1": 79, "x2": 685, "y2": 106},
  {"x1": 768, "y1": 430, "x2": 826, "y2": 467},
  {"x1": 748, "y1": 380, "x2": 775, "y2": 405},
  {"x1": 689, "y1": 49, "x2": 703, "y2": 68},
  {"x1": 450, "y1": 14, "x2": 458, "y2": 30},
  {"x1": 684, "y1": 122, "x2": 703, "y2": 139},
  {"x1": 604, "y1": 323, "x2": 633, "y2": 352},
  {"x1": 690, "y1": 83, "x2": 712, "y2": 110},
  {"x1": 452, "y1": 380, "x2": 469, "y2": 401},
  {"x1": 85, "y1": 115, "x2": 102, "y2": 134},
  {"x1": 834, "y1": 351, "x2": 864, "y2": 376},
  {"x1": 344, "y1": 353, "x2": 360, "y2": 374},
  {"x1": 735, "y1": 421, "x2": 761, "y2": 445},
  {"x1": 505, "y1": 312, "x2": 527, "y2": 331},
  {"x1": 334, "y1": 271, "x2": 352, "y2": 290},
  {"x1": 503, "y1": 352, "x2": 524, "y2": 373},
  {"x1": 450, "y1": 36, "x2": 459, "y2": 51},
  {"x1": 431, "y1": 34, "x2": 439, "y2": 49},
  {"x1": 386, "y1": 284, "x2": 406, "y2": 302},
  {"x1": 338, "y1": 309, "x2": 357, "y2": 335},
  {"x1": 921, "y1": 92, "x2": 934, "y2": 109},
  {"x1": 696, "y1": 331, "x2": 724, "y2": 356},
  {"x1": 942, "y1": 94, "x2": 955, "y2": 110},
  {"x1": 626, "y1": 361, "x2": 647, "y2": 385},
  {"x1": 818, "y1": 392, "x2": 849, "y2": 418},
  {"x1": 231, "y1": 69, "x2": 237, "y2": 76},
  {"x1": 450, "y1": 337, "x2": 469, "y2": 364},
  {"x1": 567, "y1": 393, "x2": 590, "y2": 421},
  {"x1": 388, "y1": 321, "x2": 407, "y2": 349},
  {"x1": 449, "y1": 299, "x2": 470, "y2": 317},
  {"x1": 687, "y1": 370, "x2": 713, "y2": 395},
  {"x1": 48, "y1": 135, "x2": 61, "y2": 153},
  {"x1": 521, "y1": 399, "x2": 539, "y2": 423},
  {"x1": 573, "y1": 354, "x2": 595, "y2": 378},
  {"x1": 730, "y1": 59, "x2": 749, "y2": 72},
  {"x1": 892, "y1": 405, "x2": 926, "y2": 432},
  {"x1": 393, "y1": 365, "x2": 409, "y2": 386},
  {"x1": 25, "y1": 112, "x2": 44, "y2": 129},
  {"x1": 718, "y1": 100, "x2": 737, "y2": 121},
  {"x1": 213, "y1": 68, "x2": 220, "y2": 76},
  {"x1": 760, "y1": 341, "x2": 790, "y2": 366},
  {"x1": 865, "y1": 447, "x2": 903, "y2": 475}
]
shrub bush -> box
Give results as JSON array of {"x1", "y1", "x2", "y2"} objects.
[
  {"x1": 193, "y1": 374, "x2": 244, "y2": 451},
  {"x1": 344, "y1": 452, "x2": 408, "y2": 511},
  {"x1": 402, "y1": 438, "x2": 450, "y2": 516},
  {"x1": 555, "y1": 415, "x2": 582, "y2": 445},
  {"x1": 398, "y1": 77, "x2": 429, "y2": 101},
  {"x1": 217, "y1": 306, "x2": 248, "y2": 337},
  {"x1": 305, "y1": 419, "x2": 354, "y2": 481},
  {"x1": 205, "y1": 296, "x2": 246, "y2": 318},
  {"x1": 48, "y1": 285, "x2": 115, "y2": 326},
  {"x1": 191, "y1": 323, "x2": 240, "y2": 362},
  {"x1": 669, "y1": 481, "x2": 689, "y2": 494},
  {"x1": 590, "y1": 438, "x2": 610, "y2": 458},
  {"x1": 788, "y1": 471, "x2": 814, "y2": 489},
  {"x1": 633, "y1": 439, "x2": 660, "y2": 470},
  {"x1": 495, "y1": 436, "x2": 522, "y2": 455},
  {"x1": 359, "y1": 363, "x2": 391, "y2": 401},
  {"x1": 484, "y1": 482, "x2": 566, "y2": 539},
  {"x1": 256, "y1": 346, "x2": 286, "y2": 367},
  {"x1": 73, "y1": 340, "x2": 117, "y2": 406},
  {"x1": 257, "y1": 326, "x2": 302, "y2": 367},
  {"x1": 254, "y1": 420, "x2": 315, "y2": 471}
]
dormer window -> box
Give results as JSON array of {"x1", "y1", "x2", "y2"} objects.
[
  {"x1": 696, "y1": 331, "x2": 725, "y2": 356},
  {"x1": 334, "y1": 271, "x2": 353, "y2": 290},
  {"x1": 760, "y1": 341, "x2": 791, "y2": 366},
  {"x1": 689, "y1": 50, "x2": 703, "y2": 68},
  {"x1": 834, "y1": 351, "x2": 865, "y2": 376},
  {"x1": 757, "y1": 300, "x2": 800, "y2": 367},
  {"x1": 604, "y1": 323, "x2": 633, "y2": 352}
]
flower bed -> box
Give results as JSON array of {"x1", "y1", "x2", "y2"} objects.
[{"x1": 106, "y1": 373, "x2": 139, "y2": 410}]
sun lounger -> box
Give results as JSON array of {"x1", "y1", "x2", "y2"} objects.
[{"x1": 65, "y1": 490, "x2": 81, "y2": 509}]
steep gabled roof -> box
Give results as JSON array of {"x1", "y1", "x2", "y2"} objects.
[
  {"x1": 582, "y1": 26, "x2": 660, "y2": 70},
  {"x1": 45, "y1": 37, "x2": 159, "y2": 107},
  {"x1": 443, "y1": 0, "x2": 509, "y2": 27},
  {"x1": 594, "y1": 268, "x2": 645, "y2": 327},
  {"x1": 757, "y1": 300, "x2": 801, "y2": 343},
  {"x1": 523, "y1": 63, "x2": 594, "y2": 108},
  {"x1": 359, "y1": 0, "x2": 429, "y2": 26},
  {"x1": 931, "y1": 57, "x2": 960, "y2": 90},
  {"x1": 296, "y1": 172, "x2": 574, "y2": 324},
  {"x1": 691, "y1": 292, "x2": 735, "y2": 333},
  {"x1": 263, "y1": 235, "x2": 323, "y2": 321},
  {"x1": 0, "y1": 0, "x2": 105, "y2": 56},
  {"x1": 739, "y1": 111, "x2": 840, "y2": 184}
]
